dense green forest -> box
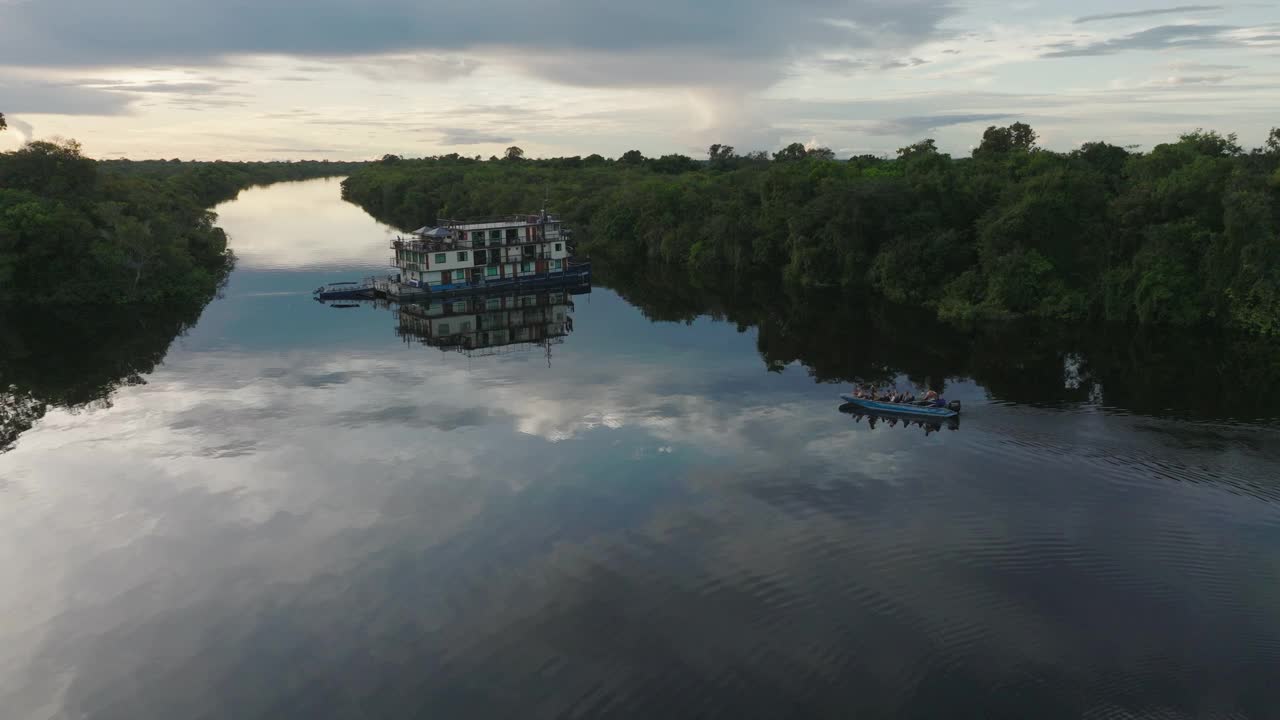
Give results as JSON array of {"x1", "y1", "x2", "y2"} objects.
[
  {"x1": 0, "y1": 121, "x2": 363, "y2": 304},
  {"x1": 341, "y1": 125, "x2": 1280, "y2": 335}
]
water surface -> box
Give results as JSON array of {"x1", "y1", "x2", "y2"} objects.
[{"x1": 3, "y1": 178, "x2": 1280, "y2": 719}]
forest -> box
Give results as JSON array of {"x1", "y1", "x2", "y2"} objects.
[
  {"x1": 0, "y1": 121, "x2": 363, "y2": 304},
  {"x1": 341, "y1": 125, "x2": 1280, "y2": 335}
]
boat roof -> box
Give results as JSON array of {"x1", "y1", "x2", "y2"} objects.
[
  {"x1": 438, "y1": 214, "x2": 561, "y2": 231},
  {"x1": 411, "y1": 226, "x2": 452, "y2": 238}
]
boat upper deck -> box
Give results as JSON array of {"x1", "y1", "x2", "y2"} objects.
[
  {"x1": 439, "y1": 215, "x2": 556, "y2": 231},
  {"x1": 393, "y1": 213, "x2": 566, "y2": 253}
]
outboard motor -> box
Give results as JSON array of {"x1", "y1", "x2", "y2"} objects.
[{"x1": 947, "y1": 400, "x2": 962, "y2": 413}]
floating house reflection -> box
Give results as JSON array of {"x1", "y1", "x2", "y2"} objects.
[{"x1": 394, "y1": 281, "x2": 590, "y2": 359}]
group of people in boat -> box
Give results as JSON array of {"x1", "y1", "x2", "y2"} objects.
[{"x1": 851, "y1": 386, "x2": 946, "y2": 407}]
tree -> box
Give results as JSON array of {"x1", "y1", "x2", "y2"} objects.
[
  {"x1": 708, "y1": 143, "x2": 737, "y2": 170},
  {"x1": 0, "y1": 139, "x2": 97, "y2": 199},
  {"x1": 847, "y1": 154, "x2": 887, "y2": 170},
  {"x1": 649, "y1": 153, "x2": 698, "y2": 174},
  {"x1": 1176, "y1": 129, "x2": 1241, "y2": 158},
  {"x1": 897, "y1": 139, "x2": 938, "y2": 160},
  {"x1": 619, "y1": 149, "x2": 645, "y2": 165},
  {"x1": 773, "y1": 142, "x2": 808, "y2": 162},
  {"x1": 503, "y1": 146, "x2": 525, "y2": 161},
  {"x1": 975, "y1": 122, "x2": 1038, "y2": 157},
  {"x1": 1074, "y1": 142, "x2": 1129, "y2": 180},
  {"x1": 379, "y1": 154, "x2": 401, "y2": 164},
  {"x1": 584, "y1": 153, "x2": 606, "y2": 166},
  {"x1": 1008, "y1": 122, "x2": 1037, "y2": 151},
  {"x1": 1264, "y1": 127, "x2": 1280, "y2": 155},
  {"x1": 807, "y1": 146, "x2": 836, "y2": 161},
  {"x1": 0, "y1": 113, "x2": 6, "y2": 132}
]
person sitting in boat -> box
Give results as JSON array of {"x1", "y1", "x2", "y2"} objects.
[{"x1": 922, "y1": 389, "x2": 939, "y2": 403}]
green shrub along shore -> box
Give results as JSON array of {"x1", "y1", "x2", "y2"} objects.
[
  {"x1": 0, "y1": 115, "x2": 362, "y2": 304},
  {"x1": 341, "y1": 125, "x2": 1280, "y2": 335}
]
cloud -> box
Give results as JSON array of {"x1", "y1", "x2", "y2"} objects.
[
  {"x1": 438, "y1": 128, "x2": 516, "y2": 145},
  {"x1": 1156, "y1": 73, "x2": 1233, "y2": 85},
  {"x1": 1042, "y1": 24, "x2": 1255, "y2": 58},
  {"x1": 811, "y1": 53, "x2": 929, "y2": 75},
  {"x1": 879, "y1": 56, "x2": 929, "y2": 70},
  {"x1": 0, "y1": 73, "x2": 133, "y2": 115},
  {"x1": 0, "y1": 0, "x2": 959, "y2": 89},
  {"x1": 5, "y1": 116, "x2": 34, "y2": 142},
  {"x1": 112, "y1": 81, "x2": 230, "y2": 94},
  {"x1": 814, "y1": 57, "x2": 875, "y2": 74},
  {"x1": 854, "y1": 113, "x2": 1014, "y2": 136},
  {"x1": 1074, "y1": 5, "x2": 1223, "y2": 24},
  {"x1": 350, "y1": 54, "x2": 480, "y2": 83}
]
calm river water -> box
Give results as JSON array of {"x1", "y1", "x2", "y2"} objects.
[{"x1": 3, "y1": 178, "x2": 1280, "y2": 719}]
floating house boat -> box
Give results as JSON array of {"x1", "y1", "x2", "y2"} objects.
[{"x1": 315, "y1": 211, "x2": 589, "y2": 301}]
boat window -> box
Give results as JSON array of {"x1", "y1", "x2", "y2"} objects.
[
  {"x1": 471, "y1": 231, "x2": 484, "y2": 243},
  {"x1": 438, "y1": 323, "x2": 450, "y2": 335},
  {"x1": 522, "y1": 261, "x2": 533, "y2": 272},
  {"x1": 489, "y1": 230, "x2": 502, "y2": 241},
  {"x1": 460, "y1": 321, "x2": 472, "y2": 332},
  {"x1": 554, "y1": 243, "x2": 562, "y2": 252},
  {"x1": 435, "y1": 253, "x2": 446, "y2": 264},
  {"x1": 452, "y1": 302, "x2": 466, "y2": 312},
  {"x1": 486, "y1": 266, "x2": 498, "y2": 277},
  {"x1": 457, "y1": 251, "x2": 468, "y2": 262}
]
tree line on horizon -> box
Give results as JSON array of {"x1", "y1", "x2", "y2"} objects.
[
  {"x1": 344, "y1": 123, "x2": 1280, "y2": 336},
  {"x1": 0, "y1": 119, "x2": 362, "y2": 304}
]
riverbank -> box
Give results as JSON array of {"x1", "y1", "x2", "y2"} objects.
[
  {"x1": 341, "y1": 125, "x2": 1280, "y2": 336},
  {"x1": 0, "y1": 139, "x2": 365, "y2": 305}
]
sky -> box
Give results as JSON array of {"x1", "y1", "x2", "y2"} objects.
[{"x1": 0, "y1": 0, "x2": 1277, "y2": 160}]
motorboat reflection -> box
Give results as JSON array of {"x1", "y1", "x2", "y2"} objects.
[{"x1": 838, "y1": 401, "x2": 960, "y2": 434}]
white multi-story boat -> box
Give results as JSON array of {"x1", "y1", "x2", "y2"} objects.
[{"x1": 315, "y1": 211, "x2": 589, "y2": 301}]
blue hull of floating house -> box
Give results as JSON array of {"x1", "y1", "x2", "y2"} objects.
[{"x1": 399, "y1": 263, "x2": 592, "y2": 298}]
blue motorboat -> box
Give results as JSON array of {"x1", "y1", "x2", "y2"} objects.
[
  {"x1": 839, "y1": 395, "x2": 961, "y2": 419},
  {"x1": 314, "y1": 280, "x2": 375, "y2": 300}
]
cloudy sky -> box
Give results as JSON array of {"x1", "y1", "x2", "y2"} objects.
[{"x1": 1, "y1": 0, "x2": 1277, "y2": 160}]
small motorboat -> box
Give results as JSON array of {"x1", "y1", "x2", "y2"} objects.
[
  {"x1": 314, "y1": 280, "x2": 375, "y2": 300},
  {"x1": 839, "y1": 395, "x2": 961, "y2": 419}
]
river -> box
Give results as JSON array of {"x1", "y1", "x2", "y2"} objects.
[{"x1": 2, "y1": 178, "x2": 1280, "y2": 719}]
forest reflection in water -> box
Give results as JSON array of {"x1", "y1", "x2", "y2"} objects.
[
  {"x1": 4, "y1": 265, "x2": 1280, "y2": 456},
  {"x1": 0, "y1": 299, "x2": 214, "y2": 454},
  {"x1": 597, "y1": 263, "x2": 1280, "y2": 425}
]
